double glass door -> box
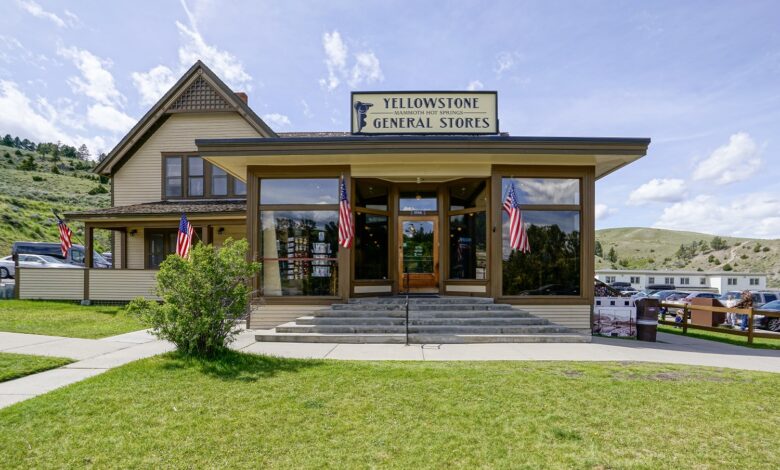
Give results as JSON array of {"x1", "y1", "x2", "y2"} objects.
[{"x1": 398, "y1": 216, "x2": 438, "y2": 292}]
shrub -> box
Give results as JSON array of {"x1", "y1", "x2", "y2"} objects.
[
  {"x1": 753, "y1": 244, "x2": 761, "y2": 253},
  {"x1": 722, "y1": 263, "x2": 733, "y2": 271},
  {"x1": 741, "y1": 254, "x2": 748, "y2": 259},
  {"x1": 17, "y1": 155, "x2": 37, "y2": 171},
  {"x1": 32, "y1": 175, "x2": 45, "y2": 182},
  {"x1": 87, "y1": 185, "x2": 108, "y2": 195},
  {"x1": 127, "y1": 239, "x2": 260, "y2": 357},
  {"x1": 762, "y1": 246, "x2": 770, "y2": 252},
  {"x1": 51, "y1": 164, "x2": 60, "y2": 174}
]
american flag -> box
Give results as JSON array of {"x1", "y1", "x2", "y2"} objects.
[
  {"x1": 503, "y1": 183, "x2": 530, "y2": 253},
  {"x1": 55, "y1": 215, "x2": 73, "y2": 258},
  {"x1": 176, "y1": 213, "x2": 195, "y2": 258},
  {"x1": 338, "y1": 177, "x2": 354, "y2": 248}
]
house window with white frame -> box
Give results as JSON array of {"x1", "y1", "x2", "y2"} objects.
[
  {"x1": 664, "y1": 277, "x2": 674, "y2": 284},
  {"x1": 648, "y1": 276, "x2": 655, "y2": 284},
  {"x1": 727, "y1": 278, "x2": 737, "y2": 286},
  {"x1": 605, "y1": 276, "x2": 616, "y2": 284},
  {"x1": 630, "y1": 276, "x2": 640, "y2": 284},
  {"x1": 700, "y1": 277, "x2": 707, "y2": 285},
  {"x1": 680, "y1": 277, "x2": 690, "y2": 285},
  {"x1": 750, "y1": 278, "x2": 760, "y2": 286}
]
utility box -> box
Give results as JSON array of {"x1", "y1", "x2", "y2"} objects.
[
  {"x1": 635, "y1": 297, "x2": 659, "y2": 342},
  {"x1": 690, "y1": 297, "x2": 723, "y2": 326}
]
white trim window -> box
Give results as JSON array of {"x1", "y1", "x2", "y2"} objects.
[
  {"x1": 679, "y1": 277, "x2": 690, "y2": 285},
  {"x1": 750, "y1": 278, "x2": 760, "y2": 286},
  {"x1": 727, "y1": 278, "x2": 737, "y2": 286}
]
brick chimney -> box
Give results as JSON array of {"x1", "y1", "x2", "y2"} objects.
[{"x1": 235, "y1": 92, "x2": 248, "y2": 104}]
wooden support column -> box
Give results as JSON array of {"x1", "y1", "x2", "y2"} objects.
[
  {"x1": 84, "y1": 223, "x2": 94, "y2": 302},
  {"x1": 202, "y1": 224, "x2": 211, "y2": 245},
  {"x1": 121, "y1": 228, "x2": 128, "y2": 269}
]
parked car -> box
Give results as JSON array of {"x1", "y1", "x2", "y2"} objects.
[
  {"x1": 679, "y1": 291, "x2": 721, "y2": 305},
  {"x1": 0, "y1": 255, "x2": 14, "y2": 279},
  {"x1": 651, "y1": 290, "x2": 690, "y2": 316},
  {"x1": 755, "y1": 300, "x2": 780, "y2": 331},
  {"x1": 11, "y1": 242, "x2": 110, "y2": 268},
  {"x1": 646, "y1": 283, "x2": 675, "y2": 293},
  {"x1": 101, "y1": 252, "x2": 113, "y2": 265},
  {"x1": 609, "y1": 281, "x2": 632, "y2": 290},
  {"x1": 17, "y1": 254, "x2": 81, "y2": 269},
  {"x1": 519, "y1": 284, "x2": 580, "y2": 295}
]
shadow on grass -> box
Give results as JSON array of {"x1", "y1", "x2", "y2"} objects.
[{"x1": 161, "y1": 349, "x2": 324, "y2": 382}]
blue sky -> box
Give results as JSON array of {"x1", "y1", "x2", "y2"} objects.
[{"x1": 1, "y1": 0, "x2": 779, "y2": 237}]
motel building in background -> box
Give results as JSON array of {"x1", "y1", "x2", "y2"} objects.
[{"x1": 16, "y1": 61, "x2": 650, "y2": 337}]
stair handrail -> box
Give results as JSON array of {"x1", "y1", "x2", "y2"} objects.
[{"x1": 404, "y1": 269, "x2": 410, "y2": 346}]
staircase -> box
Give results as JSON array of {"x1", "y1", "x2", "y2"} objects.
[{"x1": 254, "y1": 296, "x2": 591, "y2": 344}]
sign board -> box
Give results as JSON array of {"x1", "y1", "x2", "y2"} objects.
[{"x1": 351, "y1": 91, "x2": 498, "y2": 135}]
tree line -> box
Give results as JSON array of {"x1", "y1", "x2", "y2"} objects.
[{"x1": 1, "y1": 132, "x2": 102, "y2": 161}]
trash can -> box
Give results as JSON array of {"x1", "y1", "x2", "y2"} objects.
[{"x1": 635, "y1": 297, "x2": 659, "y2": 342}]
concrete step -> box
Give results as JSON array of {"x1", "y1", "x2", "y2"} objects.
[
  {"x1": 275, "y1": 323, "x2": 572, "y2": 335},
  {"x1": 332, "y1": 303, "x2": 513, "y2": 311},
  {"x1": 315, "y1": 309, "x2": 530, "y2": 318},
  {"x1": 297, "y1": 316, "x2": 548, "y2": 326},
  {"x1": 347, "y1": 296, "x2": 495, "y2": 305},
  {"x1": 254, "y1": 332, "x2": 406, "y2": 344},
  {"x1": 254, "y1": 332, "x2": 590, "y2": 344}
]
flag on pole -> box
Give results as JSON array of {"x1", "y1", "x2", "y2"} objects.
[
  {"x1": 502, "y1": 183, "x2": 531, "y2": 253},
  {"x1": 55, "y1": 214, "x2": 73, "y2": 258},
  {"x1": 176, "y1": 213, "x2": 194, "y2": 258},
  {"x1": 338, "y1": 176, "x2": 354, "y2": 248}
]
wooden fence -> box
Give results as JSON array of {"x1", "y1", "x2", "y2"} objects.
[{"x1": 659, "y1": 301, "x2": 780, "y2": 344}]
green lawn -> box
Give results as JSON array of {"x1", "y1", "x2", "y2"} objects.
[
  {"x1": 0, "y1": 352, "x2": 72, "y2": 382},
  {"x1": 658, "y1": 324, "x2": 780, "y2": 350},
  {"x1": 1, "y1": 352, "x2": 778, "y2": 468},
  {"x1": 0, "y1": 300, "x2": 144, "y2": 339}
]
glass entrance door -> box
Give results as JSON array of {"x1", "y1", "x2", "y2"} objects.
[{"x1": 398, "y1": 216, "x2": 439, "y2": 292}]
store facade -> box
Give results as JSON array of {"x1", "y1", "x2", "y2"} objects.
[{"x1": 28, "y1": 62, "x2": 649, "y2": 332}]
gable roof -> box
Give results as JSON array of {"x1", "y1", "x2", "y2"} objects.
[{"x1": 94, "y1": 60, "x2": 277, "y2": 175}]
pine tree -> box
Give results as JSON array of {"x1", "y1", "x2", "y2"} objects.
[
  {"x1": 607, "y1": 246, "x2": 618, "y2": 263},
  {"x1": 77, "y1": 144, "x2": 90, "y2": 160},
  {"x1": 594, "y1": 240, "x2": 603, "y2": 258}
]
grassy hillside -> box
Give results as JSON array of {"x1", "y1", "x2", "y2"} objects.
[
  {"x1": 596, "y1": 227, "x2": 780, "y2": 288},
  {"x1": 0, "y1": 144, "x2": 110, "y2": 256}
]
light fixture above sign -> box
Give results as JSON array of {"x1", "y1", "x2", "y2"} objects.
[{"x1": 351, "y1": 91, "x2": 498, "y2": 135}]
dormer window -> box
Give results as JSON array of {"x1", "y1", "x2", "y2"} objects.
[{"x1": 163, "y1": 154, "x2": 246, "y2": 199}]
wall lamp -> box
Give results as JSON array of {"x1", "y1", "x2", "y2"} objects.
[
  {"x1": 129, "y1": 229, "x2": 138, "y2": 237},
  {"x1": 217, "y1": 227, "x2": 225, "y2": 235}
]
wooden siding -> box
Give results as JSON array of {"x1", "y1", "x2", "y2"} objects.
[
  {"x1": 113, "y1": 113, "x2": 261, "y2": 206},
  {"x1": 89, "y1": 270, "x2": 159, "y2": 301},
  {"x1": 127, "y1": 228, "x2": 145, "y2": 269},
  {"x1": 515, "y1": 304, "x2": 591, "y2": 332},
  {"x1": 18, "y1": 268, "x2": 83, "y2": 300},
  {"x1": 249, "y1": 305, "x2": 326, "y2": 329}
]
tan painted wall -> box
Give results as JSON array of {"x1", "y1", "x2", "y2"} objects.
[
  {"x1": 113, "y1": 113, "x2": 261, "y2": 206},
  {"x1": 18, "y1": 268, "x2": 84, "y2": 300},
  {"x1": 515, "y1": 304, "x2": 591, "y2": 332},
  {"x1": 127, "y1": 227, "x2": 145, "y2": 269},
  {"x1": 89, "y1": 270, "x2": 159, "y2": 301},
  {"x1": 212, "y1": 224, "x2": 246, "y2": 248}
]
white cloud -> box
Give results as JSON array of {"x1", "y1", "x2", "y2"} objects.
[
  {"x1": 0, "y1": 80, "x2": 117, "y2": 156},
  {"x1": 319, "y1": 31, "x2": 348, "y2": 91},
  {"x1": 87, "y1": 104, "x2": 136, "y2": 133},
  {"x1": 692, "y1": 132, "x2": 761, "y2": 185},
  {"x1": 57, "y1": 45, "x2": 125, "y2": 107},
  {"x1": 17, "y1": 0, "x2": 66, "y2": 28},
  {"x1": 131, "y1": 65, "x2": 176, "y2": 105},
  {"x1": 301, "y1": 99, "x2": 313, "y2": 119},
  {"x1": 175, "y1": 19, "x2": 252, "y2": 91},
  {"x1": 654, "y1": 193, "x2": 780, "y2": 239},
  {"x1": 0, "y1": 35, "x2": 53, "y2": 70},
  {"x1": 627, "y1": 178, "x2": 687, "y2": 205},
  {"x1": 348, "y1": 51, "x2": 383, "y2": 88},
  {"x1": 595, "y1": 204, "x2": 618, "y2": 220},
  {"x1": 467, "y1": 80, "x2": 484, "y2": 91},
  {"x1": 494, "y1": 51, "x2": 519, "y2": 76},
  {"x1": 319, "y1": 30, "x2": 383, "y2": 91},
  {"x1": 262, "y1": 113, "x2": 291, "y2": 128}
]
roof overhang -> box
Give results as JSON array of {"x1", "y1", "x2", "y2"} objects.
[{"x1": 196, "y1": 135, "x2": 650, "y2": 181}]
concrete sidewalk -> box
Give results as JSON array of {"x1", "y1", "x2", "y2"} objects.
[
  {"x1": 236, "y1": 331, "x2": 780, "y2": 373},
  {"x1": 0, "y1": 330, "x2": 174, "y2": 408},
  {"x1": 2, "y1": 329, "x2": 779, "y2": 410}
]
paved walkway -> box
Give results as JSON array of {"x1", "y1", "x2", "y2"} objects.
[
  {"x1": 237, "y1": 331, "x2": 780, "y2": 373},
  {"x1": 2, "y1": 329, "x2": 779, "y2": 409},
  {"x1": 0, "y1": 330, "x2": 174, "y2": 408}
]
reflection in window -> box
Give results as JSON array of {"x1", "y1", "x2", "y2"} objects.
[
  {"x1": 450, "y1": 181, "x2": 487, "y2": 210},
  {"x1": 355, "y1": 213, "x2": 388, "y2": 279},
  {"x1": 449, "y1": 212, "x2": 487, "y2": 279},
  {"x1": 355, "y1": 180, "x2": 388, "y2": 211},
  {"x1": 188, "y1": 156, "x2": 204, "y2": 196},
  {"x1": 211, "y1": 166, "x2": 228, "y2": 196},
  {"x1": 399, "y1": 191, "x2": 437, "y2": 211},
  {"x1": 165, "y1": 157, "x2": 182, "y2": 197},
  {"x1": 502, "y1": 211, "x2": 580, "y2": 295},
  {"x1": 260, "y1": 179, "x2": 338, "y2": 205},
  {"x1": 260, "y1": 211, "x2": 338, "y2": 296},
  {"x1": 234, "y1": 179, "x2": 246, "y2": 196},
  {"x1": 503, "y1": 178, "x2": 580, "y2": 205}
]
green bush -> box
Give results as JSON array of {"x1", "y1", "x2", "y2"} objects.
[
  {"x1": 32, "y1": 176, "x2": 45, "y2": 182},
  {"x1": 722, "y1": 263, "x2": 733, "y2": 271},
  {"x1": 762, "y1": 246, "x2": 770, "y2": 252},
  {"x1": 127, "y1": 239, "x2": 260, "y2": 357},
  {"x1": 87, "y1": 185, "x2": 108, "y2": 195}
]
